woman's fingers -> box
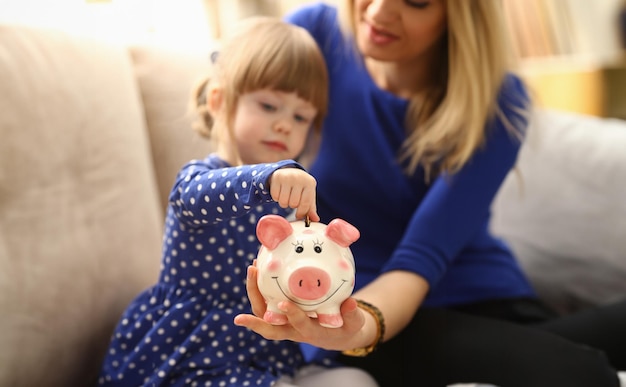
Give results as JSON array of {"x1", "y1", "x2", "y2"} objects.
[
  {"x1": 245, "y1": 265, "x2": 266, "y2": 317},
  {"x1": 233, "y1": 314, "x2": 296, "y2": 341},
  {"x1": 238, "y1": 267, "x2": 367, "y2": 350},
  {"x1": 339, "y1": 297, "x2": 361, "y2": 329},
  {"x1": 276, "y1": 301, "x2": 321, "y2": 340}
]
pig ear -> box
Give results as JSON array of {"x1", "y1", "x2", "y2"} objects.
[
  {"x1": 256, "y1": 215, "x2": 293, "y2": 250},
  {"x1": 325, "y1": 219, "x2": 360, "y2": 248}
]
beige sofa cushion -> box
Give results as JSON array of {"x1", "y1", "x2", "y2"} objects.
[
  {"x1": 130, "y1": 45, "x2": 213, "y2": 212},
  {"x1": 0, "y1": 25, "x2": 162, "y2": 386}
]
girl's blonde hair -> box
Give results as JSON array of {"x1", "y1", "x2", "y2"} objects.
[
  {"x1": 191, "y1": 17, "x2": 328, "y2": 147},
  {"x1": 339, "y1": 0, "x2": 531, "y2": 177}
]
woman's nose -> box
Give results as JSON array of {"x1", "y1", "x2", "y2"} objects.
[{"x1": 367, "y1": 0, "x2": 400, "y2": 24}]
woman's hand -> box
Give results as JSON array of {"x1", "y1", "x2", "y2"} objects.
[
  {"x1": 268, "y1": 168, "x2": 320, "y2": 222},
  {"x1": 233, "y1": 265, "x2": 370, "y2": 351}
]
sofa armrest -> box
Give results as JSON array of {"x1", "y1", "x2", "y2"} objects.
[{"x1": 0, "y1": 24, "x2": 162, "y2": 386}]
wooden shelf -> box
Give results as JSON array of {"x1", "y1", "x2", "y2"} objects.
[
  {"x1": 521, "y1": 60, "x2": 626, "y2": 119},
  {"x1": 504, "y1": 0, "x2": 626, "y2": 118}
]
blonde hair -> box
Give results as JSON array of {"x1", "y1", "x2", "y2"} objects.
[
  {"x1": 339, "y1": 0, "x2": 530, "y2": 177},
  {"x1": 191, "y1": 17, "x2": 328, "y2": 147}
]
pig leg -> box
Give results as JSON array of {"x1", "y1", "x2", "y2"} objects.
[
  {"x1": 316, "y1": 306, "x2": 344, "y2": 328},
  {"x1": 264, "y1": 303, "x2": 288, "y2": 325}
]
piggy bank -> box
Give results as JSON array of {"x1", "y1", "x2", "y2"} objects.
[{"x1": 255, "y1": 214, "x2": 359, "y2": 328}]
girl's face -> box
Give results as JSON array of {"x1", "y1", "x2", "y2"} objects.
[
  {"x1": 353, "y1": 0, "x2": 447, "y2": 64},
  {"x1": 227, "y1": 89, "x2": 317, "y2": 165}
]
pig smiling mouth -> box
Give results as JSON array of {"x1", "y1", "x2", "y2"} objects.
[{"x1": 272, "y1": 277, "x2": 349, "y2": 307}]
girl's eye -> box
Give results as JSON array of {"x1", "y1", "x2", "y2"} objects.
[
  {"x1": 260, "y1": 102, "x2": 277, "y2": 112},
  {"x1": 294, "y1": 114, "x2": 311, "y2": 124},
  {"x1": 405, "y1": 0, "x2": 430, "y2": 9}
]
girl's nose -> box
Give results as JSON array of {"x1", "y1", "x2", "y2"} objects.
[
  {"x1": 367, "y1": 0, "x2": 400, "y2": 24},
  {"x1": 273, "y1": 115, "x2": 292, "y2": 133}
]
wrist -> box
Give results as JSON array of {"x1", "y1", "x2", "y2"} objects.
[{"x1": 342, "y1": 299, "x2": 385, "y2": 357}]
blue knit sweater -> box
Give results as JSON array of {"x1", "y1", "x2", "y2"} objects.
[{"x1": 286, "y1": 3, "x2": 536, "y2": 308}]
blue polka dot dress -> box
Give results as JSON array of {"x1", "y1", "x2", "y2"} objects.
[{"x1": 99, "y1": 155, "x2": 305, "y2": 387}]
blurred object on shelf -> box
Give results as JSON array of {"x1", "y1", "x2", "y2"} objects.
[
  {"x1": 503, "y1": 0, "x2": 623, "y2": 64},
  {"x1": 522, "y1": 62, "x2": 626, "y2": 120},
  {"x1": 619, "y1": 0, "x2": 626, "y2": 50},
  {"x1": 503, "y1": 0, "x2": 626, "y2": 119}
]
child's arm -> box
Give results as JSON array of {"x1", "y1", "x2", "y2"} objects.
[{"x1": 169, "y1": 159, "x2": 318, "y2": 226}]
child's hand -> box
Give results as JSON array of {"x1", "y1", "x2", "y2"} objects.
[{"x1": 268, "y1": 168, "x2": 319, "y2": 222}]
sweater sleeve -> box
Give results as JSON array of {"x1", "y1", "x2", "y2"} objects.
[
  {"x1": 169, "y1": 159, "x2": 303, "y2": 228},
  {"x1": 381, "y1": 75, "x2": 531, "y2": 286}
]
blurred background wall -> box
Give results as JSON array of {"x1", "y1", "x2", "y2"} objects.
[{"x1": 1, "y1": 0, "x2": 625, "y2": 118}]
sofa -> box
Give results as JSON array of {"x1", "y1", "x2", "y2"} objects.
[{"x1": 1, "y1": 23, "x2": 625, "y2": 387}]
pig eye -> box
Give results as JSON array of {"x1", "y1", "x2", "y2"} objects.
[
  {"x1": 292, "y1": 241, "x2": 304, "y2": 254},
  {"x1": 313, "y1": 241, "x2": 323, "y2": 254}
]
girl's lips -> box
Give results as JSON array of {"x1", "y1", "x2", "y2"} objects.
[
  {"x1": 263, "y1": 141, "x2": 287, "y2": 152},
  {"x1": 367, "y1": 24, "x2": 398, "y2": 45}
]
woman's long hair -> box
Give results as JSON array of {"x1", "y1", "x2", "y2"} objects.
[{"x1": 340, "y1": 0, "x2": 531, "y2": 177}]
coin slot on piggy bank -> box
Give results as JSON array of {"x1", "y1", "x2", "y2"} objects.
[{"x1": 255, "y1": 214, "x2": 359, "y2": 328}]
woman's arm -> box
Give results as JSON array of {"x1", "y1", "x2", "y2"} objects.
[{"x1": 352, "y1": 270, "x2": 429, "y2": 345}]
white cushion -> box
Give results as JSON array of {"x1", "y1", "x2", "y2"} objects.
[{"x1": 491, "y1": 109, "x2": 626, "y2": 313}]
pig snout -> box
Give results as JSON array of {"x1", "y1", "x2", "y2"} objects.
[{"x1": 288, "y1": 267, "x2": 331, "y2": 300}]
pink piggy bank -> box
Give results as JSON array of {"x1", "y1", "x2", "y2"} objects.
[{"x1": 255, "y1": 214, "x2": 360, "y2": 328}]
